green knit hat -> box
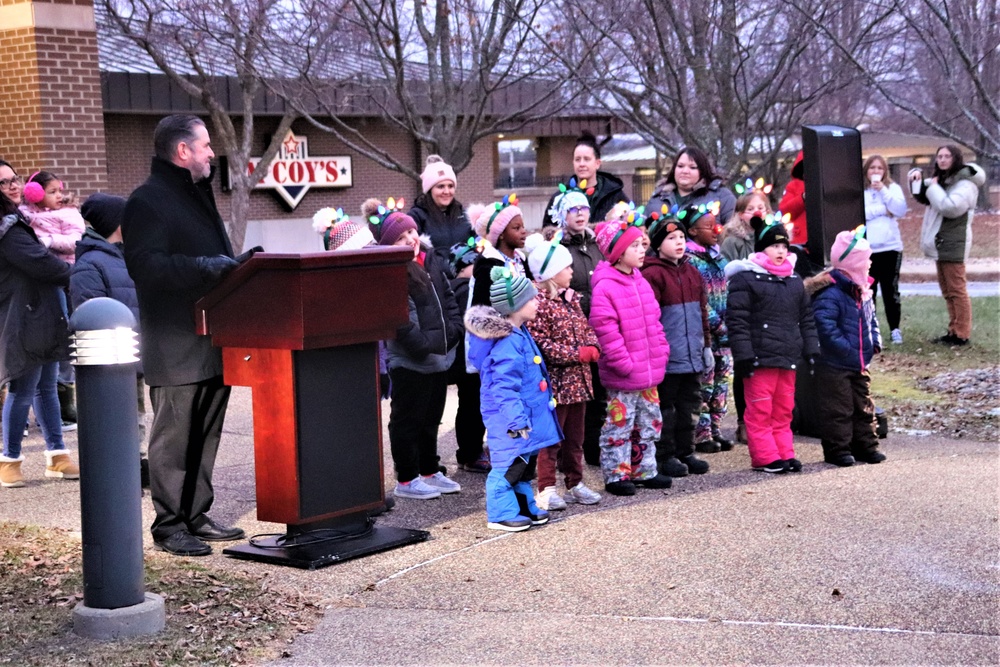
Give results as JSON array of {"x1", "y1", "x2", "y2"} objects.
[{"x1": 489, "y1": 265, "x2": 537, "y2": 315}]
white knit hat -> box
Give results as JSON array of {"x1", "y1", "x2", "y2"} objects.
[{"x1": 526, "y1": 233, "x2": 573, "y2": 282}]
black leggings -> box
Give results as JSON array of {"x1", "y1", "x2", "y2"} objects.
[{"x1": 870, "y1": 250, "x2": 902, "y2": 330}]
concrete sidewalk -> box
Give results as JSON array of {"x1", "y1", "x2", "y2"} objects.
[
  {"x1": 900, "y1": 258, "x2": 999, "y2": 283},
  {"x1": 2, "y1": 387, "x2": 997, "y2": 665}
]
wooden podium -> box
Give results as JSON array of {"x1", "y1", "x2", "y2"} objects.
[{"x1": 195, "y1": 247, "x2": 429, "y2": 568}]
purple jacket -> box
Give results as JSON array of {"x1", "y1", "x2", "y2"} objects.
[{"x1": 588, "y1": 261, "x2": 669, "y2": 391}]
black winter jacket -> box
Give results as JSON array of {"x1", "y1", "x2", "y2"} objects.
[
  {"x1": 123, "y1": 158, "x2": 234, "y2": 386},
  {"x1": 562, "y1": 229, "x2": 604, "y2": 316},
  {"x1": 725, "y1": 258, "x2": 819, "y2": 371},
  {"x1": 408, "y1": 195, "x2": 472, "y2": 272},
  {"x1": 386, "y1": 247, "x2": 463, "y2": 373},
  {"x1": 0, "y1": 213, "x2": 71, "y2": 384},
  {"x1": 71, "y1": 229, "x2": 140, "y2": 325},
  {"x1": 542, "y1": 171, "x2": 626, "y2": 228}
]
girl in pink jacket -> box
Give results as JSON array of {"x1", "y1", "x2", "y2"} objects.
[
  {"x1": 20, "y1": 171, "x2": 85, "y2": 265},
  {"x1": 589, "y1": 216, "x2": 672, "y2": 496}
]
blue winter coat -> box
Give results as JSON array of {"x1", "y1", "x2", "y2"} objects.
[
  {"x1": 464, "y1": 305, "x2": 562, "y2": 468},
  {"x1": 812, "y1": 270, "x2": 881, "y2": 372}
]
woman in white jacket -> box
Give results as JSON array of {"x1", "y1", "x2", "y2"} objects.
[
  {"x1": 908, "y1": 145, "x2": 986, "y2": 346},
  {"x1": 863, "y1": 155, "x2": 907, "y2": 344}
]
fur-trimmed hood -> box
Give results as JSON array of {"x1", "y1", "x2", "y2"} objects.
[
  {"x1": 464, "y1": 304, "x2": 513, "y2": 340},
  {"x1": 943, "y1": 163, "x2": 986, "y2": 189},
  {"x1": 723, "y1": 217, "x2": 753, "y2": 241},
  {"x1": 804, "y1": 269, "x2": 834, "y2": 296}
]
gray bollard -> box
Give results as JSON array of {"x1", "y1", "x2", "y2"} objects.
[{"x1": 69, "y1": 297, "x2": 164, "y2": 639}]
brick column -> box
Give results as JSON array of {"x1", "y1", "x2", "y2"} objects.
[{"x1": 0, "y1": 0, "x2": 107, "y2": 195}]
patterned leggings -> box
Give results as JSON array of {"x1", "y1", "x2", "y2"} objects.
[
  {"x1": 695, "y1": 347, "x2": 732, "y2": 443},
  {"x1": 600, "y1": 387, "x2": 662, "y2": 483}
]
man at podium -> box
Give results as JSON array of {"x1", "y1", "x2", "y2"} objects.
[{"x1": 123, "y1": 114, "x2": 244, "y2": 557}]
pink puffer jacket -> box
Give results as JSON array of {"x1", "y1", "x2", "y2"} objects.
[
  {"x1": 588, "y1": 260, "x2": 668, "y2": 391},
  {"x1": 20, "y1": 205, "x2": 85, "y2": 264}
]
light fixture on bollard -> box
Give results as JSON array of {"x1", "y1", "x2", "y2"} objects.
[{"x1": 69, "y1": 297, "x2": 164, "y2": 640}]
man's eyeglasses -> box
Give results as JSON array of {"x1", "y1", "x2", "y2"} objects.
[
  {"x1": 0, "y1": 175, "x2": 21, "y2": 190},
  {"x1": 567, "y1": 206, "x2": 590, "y2": 215}
]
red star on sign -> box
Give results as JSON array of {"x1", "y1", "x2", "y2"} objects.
[{"x1": 282, "y1": 134, "x2": 301, "y2": 156}]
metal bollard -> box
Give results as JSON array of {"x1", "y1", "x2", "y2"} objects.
[{"x1": 69, "y1": 297, "x2": 164, "y2": 639}]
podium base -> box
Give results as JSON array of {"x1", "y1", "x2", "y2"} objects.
[{"x1": 222, "y1": 526, "x2": 430, "y2": 570}]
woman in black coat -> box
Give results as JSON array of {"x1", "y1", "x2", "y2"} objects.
[
  {"x1": 408, "y1": 155, "x2": 472, "y2": 274},
  {"x1": 0, "y1": 159, "x2": 77, "y2": 488}
]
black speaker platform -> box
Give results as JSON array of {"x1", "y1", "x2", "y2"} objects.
[{"x1": 223, "y1": 523, "x2": 430, "y2": 570}]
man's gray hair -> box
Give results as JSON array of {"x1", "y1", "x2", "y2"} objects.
[{"x1": 153, "y1": 114, "x2": 206, "y2": 161}]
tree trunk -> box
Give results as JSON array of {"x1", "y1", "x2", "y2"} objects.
[{"x1": 228, "y1": 183, "x2": 251, "y2": 253}]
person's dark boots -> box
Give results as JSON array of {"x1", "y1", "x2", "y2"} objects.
[
  {"x1": 680, "y1": 455, "x2": 709, "y2": 475},
  {"x1": 855, "y1": 450, "x2": 886, "y2": 464},
  {"x1": 713, "y1": 434, "x2": 734, "y2": 451},
  {"x1": 786, "y1": 458, "x2": 803, "y2": 472},
  {"x1": 140, "y1": 457, "x2": 150, "y2": 488},
  {"x1": 825, "y1": 454, "x2": 855, "y2": 467},
  {"x1": 736, "y1": 421, "x2": 747, "y2": 444},
  {"x1": 634, "y1": 474, "x2": 672, "y2": 489},
  {"x1": 604, "y1": 480, "x2": 636, "y2": 496},
  {"x1": 694, "y1": 440, "x2": 721, "y2": 453},
  {"x1": 57, "y1": 383, "x2": 77, "y2": 424},
  {"x1": 661, "y1": 456, "x2": 689, "y2": 477},
  {"x1": 875, "y1": 408, "x2": 889, "y2": 439}
]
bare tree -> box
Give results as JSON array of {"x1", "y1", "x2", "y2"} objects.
[
  {"x1": 545, "y1": 0, "x2": 871, "y2": 179},
  {"x1": 277, "y1": 0, "x2": 571, "y2": 180},
  {"x1": 784, "y1": 0, "x2": 1000, "y2": 164},
  {"x1": 101, "y1": 0, "x2": 302, "y2": 251}
]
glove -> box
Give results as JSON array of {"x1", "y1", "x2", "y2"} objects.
[
  {"x1": 235, "y1": 245, "x2": 264, "y2": 263},
  {"x1": 507, "y1": 426, "x2": 532, "y2": 439},
  {"x1": 579, "y1": 346, "x2": 600, "y2": 363},
  {"x1": 702, "y1": 346, "x2": 715, "y2": 371},
  {"x1": 807, "y1": 354, "x2": 818, "y2": 376},
  {"x1": 734, "y1": 359, "x2": 755, "y2": 378},
  {"x1": 379, "y1": 373, "x2": 390, "y2": 400},
  {"x1": 195, "y1": 255, "x2": 240, "y2": 282}
]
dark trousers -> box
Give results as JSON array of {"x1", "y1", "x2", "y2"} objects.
[
  {"x1": 388, "y1": 367, "x2": 448, "y2": 482},
  {"x1": 870, "y1": 250, "x2": 902, "y2": 330},
  {"x1": 538, "y1": 401, "x2": 586, "y2": 490},
  {"x1": 656, "y1": 372, "x2": 702, "y2": 463},
  {"x1": 148, "y1": 377, "x2": 231, "y2": 541},
  {"x1": 452, "y1": 370, "x2": 486, "y2": 465},
  {"x1": 582, "y1": 362, "x2": 607, "y2": 465},
  {"x1": 814, "y1": 366, "x2": 879, "y2": 460},
  {"x1": 733, "y1": 371, "x2": 746, "y2": 421}
]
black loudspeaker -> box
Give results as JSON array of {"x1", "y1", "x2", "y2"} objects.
[{"x1": 801, "y1": 125, "x2": 865, "y2": 265}]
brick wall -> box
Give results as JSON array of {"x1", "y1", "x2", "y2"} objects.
[
  {"x1": 104, "y1": 114, "x2": 505, "y2": 224},
  {"x1": 0, "y1": 0, "x2": 108, "y2": 195}
]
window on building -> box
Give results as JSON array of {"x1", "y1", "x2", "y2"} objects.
[{"x1": 496, "y1": 139, "x2": 536, "y2": 188}]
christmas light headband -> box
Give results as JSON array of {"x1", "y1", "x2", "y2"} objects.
[
  {"x1": 734, "y1": 177, "x2": 774, "y2": 196},
  {"x1": 485, "y1": 192, "x2": 519, "y2": 236},
  {"x1": 838, "y1": 225, "x2": 867, "y2": 261},
  {"x1": 367, "y1": 196, "x2": 405, "y2": 226},
  {"x1": 538, "y1": 230, "x2": 565, "y2": 277}
]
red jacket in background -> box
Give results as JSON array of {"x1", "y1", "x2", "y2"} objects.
[{"x1": 779, "y1": 151, "x2": 807, "y2": 245}]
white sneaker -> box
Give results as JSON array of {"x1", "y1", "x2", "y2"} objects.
[
  {"x1": 563, "y1": 482, "x2": 601, "y2": 505},
  {"x1": 535, "y1": 486, "x2": 567, "y2": 510},
  {"x1": 394, "y1": 477, "x2": 441, "y2": 500},
  {"x1": 890, "y1": 329, "x2": 903, "y2": 345},
  {"x1": 421, "y1": 471, "x2": 461, "y2": 494}
]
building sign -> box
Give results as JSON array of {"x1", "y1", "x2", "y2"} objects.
[{"x1": 247, "y1": 131, "x2": 352, "y2": 209}]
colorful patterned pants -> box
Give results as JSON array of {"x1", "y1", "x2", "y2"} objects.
[
  {"x1": 600, "y1": 388, "x2": 662, "y2": 483},
  {"x1": 695, "y1": 347, "x2": 732, "y2": 443}
]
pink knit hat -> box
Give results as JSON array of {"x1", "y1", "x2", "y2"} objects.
[
  {"x1": 421, "y1": 155, "x2": 457, "y2": 194},
  {"x1": 831, "y1": 227, "x2": 872, "y2": 287},
  {"x1": 595, "y1": 219, "x2": 643, "y2": 265},
  {"x1": 470, "y1": 194, "x2": 522, "y2": 246}
]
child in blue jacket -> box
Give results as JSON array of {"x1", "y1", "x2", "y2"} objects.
[
  {"x1": 465, "y1": 266, "x2": 562, "y2": 532},
  {"x1": 811, "y1": 229, "x2": 887, "y2": 468}
]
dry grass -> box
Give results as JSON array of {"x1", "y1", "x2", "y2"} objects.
[{"x1": 0, "y1": 522, "x2": 324, "y2": 666}]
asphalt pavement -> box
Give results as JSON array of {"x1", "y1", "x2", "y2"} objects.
[{"x1": 2, "y1": 385, "x2": 997, "y2": 665}]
